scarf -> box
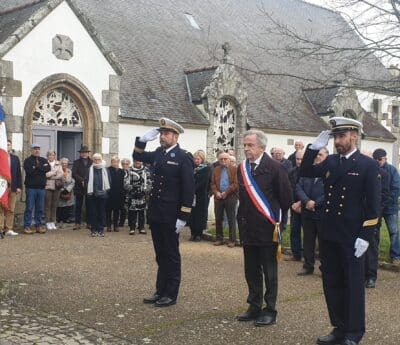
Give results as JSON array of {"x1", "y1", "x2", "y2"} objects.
[{"x1": 87, "y1": 160, "x2": 110, "y2": 195}]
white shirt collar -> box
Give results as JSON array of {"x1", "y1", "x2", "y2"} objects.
[
  {"x1": 341, "y1": 148, "x2": 357, "y2": 160},
  {"x1": 250, "y1": 153, "x2": 263, "y2": 167},
  {"x1": 165, "y1": 144, "x2": 177, "y2": 154}
]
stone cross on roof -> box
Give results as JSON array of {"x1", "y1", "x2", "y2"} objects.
[{"x1": 222, "y1": 42, "x2": 231, "y2": 63}]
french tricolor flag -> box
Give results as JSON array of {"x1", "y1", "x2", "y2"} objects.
[{"x1": 0, "y1": 103, "x2": 11, "y2": 209}]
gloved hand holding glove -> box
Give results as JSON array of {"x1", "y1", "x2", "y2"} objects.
[
  {"x1": 175, "y1": 219, "x2": 186, "y2": 234},
  {"x1": 310, "y1": 130, "x2": 331, "y2": 150},
  {"x1": 354, "y1": 238, "x2": 369, "y2": 258},
  {"x1": 139, "y1": 128, "x2": 159, "y2": 143}
]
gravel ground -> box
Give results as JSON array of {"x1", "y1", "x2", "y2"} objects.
[{"x1": 0, "y1": 225, "x2": 399, "y2": 344}]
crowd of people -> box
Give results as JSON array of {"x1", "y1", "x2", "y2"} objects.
[{"x1": 1, "y1": 115, "x2": 400, "y2": 345}]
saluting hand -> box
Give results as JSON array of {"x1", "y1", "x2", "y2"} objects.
[
  {"x1": 310, "y1": 130, "x2": 330, "y2": 150},
  {"x1": 139, "y1": 128, "x2": 159, "y2": 143}
]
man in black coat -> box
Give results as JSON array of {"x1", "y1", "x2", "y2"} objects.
[
  {"x1": 133, "y1": 117, "x2": 194, "y2": 307},
  {"x1": 236, "y1": 130, "x2": 292, "y2": 327},
  {"x1": 300, "y1": 117, "x2": 381, "y2": 345},
  {"x1": 0, "y1": 140, "x2": 22, "y2": 236},
  {"x1": 296, "y1": 147, "x2": 328, "y2": 275},
  {"x1": 106, "y1": 156, "x2": 124, "y2": 232},
  {"x1": 72, "y1": 146, "x2": 92, "y2": 230},
  {"x1": 23, "y1": 144, "x2": 51, "y2": 234}
]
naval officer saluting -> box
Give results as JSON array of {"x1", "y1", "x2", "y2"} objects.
[
  {"x1": 133, "y1": 117, "x2": 194, "y2": 307},
  {"x1": 299, "y1": 117, "x2": 381, "y2": 345}
]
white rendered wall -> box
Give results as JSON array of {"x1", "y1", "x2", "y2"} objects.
[
  {"x1": 118, "y1": 123, "x2": 207, "y2": 162},
  {"x1": 361, "y1": 140, "x2": 394, "y2": 163},
  {"x1": 261, "y1": 132, "x2": 334, "y2": 157},
  {"x1": 3, "y1": 1, "x2": 116, "y2": 122}
]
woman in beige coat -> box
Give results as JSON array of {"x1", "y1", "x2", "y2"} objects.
[{"x1": 45, "y1": 151, "x2": 63, "y2": 230}]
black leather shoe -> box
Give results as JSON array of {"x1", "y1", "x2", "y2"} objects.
[
  {"x1": 297, "y1": 268, "x2": 314, "y2": 276},
  {"x1": 254, "y1": 313, "x2": 276, "y2": 327},
  {"x1": 365, "y1": 278, "x2": 376, "y2": 288},
  {"x1": 316, "y1": 333, "x2": 344, "y2": 344},
  {"x1": 342, "y1": 340, "x2": 358, "y2": 345},
  {"x1": 154, "y1": 297, "x2": 176, "y2": 307},
  {"x1": 236, "y1": 307, "x2": 261, "y2": 321},
  {"x1": 143, "y1": 293, "x2": 161, "y2": 304}
]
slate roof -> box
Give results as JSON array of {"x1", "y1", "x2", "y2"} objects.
[
  {"x1": 0, "y1": 0, "x2": 396, "y2": 139},
  {"x1": 185, "y1": 68, "x2": 216, "y2": 103},
  {"x1": 303, "y1": 87, "x2": 339, "y2": 116},
  {"x1": 363, "y1": 113, "x2": 396, "y2": 141}
]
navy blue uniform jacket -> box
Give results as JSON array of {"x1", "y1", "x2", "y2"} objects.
[
  {"x1": 299, "y1": 147, "x2": 381, "y2": 244},
  {"x1": 133, "y1": 138, "x2": 194, "y2": 224}
]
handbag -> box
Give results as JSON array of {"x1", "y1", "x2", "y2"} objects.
[
  {"x1": 60, "y1": 189, "x2": 72, "y2": 201},
  {"x1": 55, "y1": 179, "x2": 64, "y2": 189}
]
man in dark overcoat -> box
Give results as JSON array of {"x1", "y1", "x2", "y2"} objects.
[
  {"x1": 72, "y1": 145, "x2": 92, "y2": 230},
  {"x1": 236, "y1": 130, "x2": 292, "y2": 327},
  {"x1": 133, "y1": 117, "x2": 194, "y2": 307},
  {"x1": 299, "y1": 117, "x2": 381, "y2": 345}
]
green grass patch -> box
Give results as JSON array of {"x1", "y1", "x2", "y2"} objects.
[{"x1": 208, "y1": 222, "x2": 393, "y2": 262}]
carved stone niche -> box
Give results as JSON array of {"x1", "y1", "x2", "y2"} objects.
[{"x1": 52, "y1": 34, "x2": 74, "y2": 61}]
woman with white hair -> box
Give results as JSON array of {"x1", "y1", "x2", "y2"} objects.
[
  {"x1": 87, "y1": 153, "x2": 111, "y2": 237},
  {"x1": 45, "y1": 150, "x2": 63, "y2": 230}
]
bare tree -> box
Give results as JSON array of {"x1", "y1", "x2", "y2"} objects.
[{"x1": 222, "y1": 0, "x2": 400, "y2": 94}]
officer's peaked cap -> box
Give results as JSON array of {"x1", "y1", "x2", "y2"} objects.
[
  {"x1": 158, "y1": 117, "x2": 184, "y2": 134},
  {"x1": 329, "y1": 116, "x2": 363, "y2": 134}
]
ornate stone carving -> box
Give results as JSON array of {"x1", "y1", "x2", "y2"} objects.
[
  {"x1": 213, "y1": 98, "x2": 236, "y2": 153},
  {"x1": 33, "y1": 89, "x2": 82, "y2": 127},
  {"x1": 52, "y1": 34, "x2": 73, "y2": 60}
]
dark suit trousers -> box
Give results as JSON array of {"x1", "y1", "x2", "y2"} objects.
[
  {"x1": 320, "y1": 240, "x2": 365, "y2": 343},
  {"x1": 302, "y1": 217, "x2": 321, "y2": 271},
  {"x1": 214, "y1": 195, "x2": 237, "y2": 241},
  {"x1": 243, "y1": 244, "x2": 278, "y2": 314},
  {"x1": 150, "y1": 222, "x2": 181, "y2": 300},
  {"x1": 365, "y1": 226, "x2": 380, "y2": 281}
]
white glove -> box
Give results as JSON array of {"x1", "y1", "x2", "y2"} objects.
[
  {"x1": 175, "y1": 219, "x2": 186, "y2": 234},
  {"x1": 354, "y1": 238, "x2": 369, "y2": 258},
  {"x1": 139, "y1": 128, "x2": 159, "y2": 143},
  {"x1": 310, "y1": 130, "x2": 331, "y2": 150}
]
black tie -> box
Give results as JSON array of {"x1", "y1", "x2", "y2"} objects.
[
  {"x1": 340, "y1": 156, "x2": 346, "y2": 165},
  {"x1": 250, "y1": 162, "x2": 256, "y2": 174}
]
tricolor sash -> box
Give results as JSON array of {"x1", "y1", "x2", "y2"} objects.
[{"x1": 240, "y1": 159, "x2": 283, "y2": 260}]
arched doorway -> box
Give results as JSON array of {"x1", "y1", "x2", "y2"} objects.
[
  {"x1": 31, "y1": 88, "x2": 83, "y2": 162},
  {"x1": 23, "y1": 73, "x2": 102, "y2": 161}
]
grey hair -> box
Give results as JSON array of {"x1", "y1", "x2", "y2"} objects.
[
  {"x1": 111, "y1": 155, "x2": 120, "y2": 162},
  {"x1": 60, "y1": 157, "x2": 69, "y2": 164},
  {"x1": 92, "y1": 153, "x2": 102, "y2": 160},
  {"x1": 121, "y1": 158, "x2": 131, "y2": 164},
  {"x1": 243, "y1": 130, "x2": 268, "y2": 149},
  {"x1": 46, "y1": 150, "x2": 56, "y2": 157}
]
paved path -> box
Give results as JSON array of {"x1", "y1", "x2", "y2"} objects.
[{"x1": 1, "y1": 226, "x2": 399, "y2": 344}]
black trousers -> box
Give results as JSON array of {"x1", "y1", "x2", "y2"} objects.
[
  {"x1": 320, "y1": 240, "x2": 365, "y2": 343},
  {"x1": 243, "y1": 244, "x2": 278, "y2": 315},
  {"x1": 75, "y1": 194, "x2": 90, "y2": 225},
  {"x1": 57, "y1": 206, "x2": 73, "y2": 223},
  {"x1": 302, "y1": 217, "x2": 322, "y2": 271},
  {"x1": 106, "y1": 200, "x2": 120, "y2": 228},
  {"x1": 150, "y1": 221, "x2": 181, "y2": 300},
  {"x1": 89, "y1": 197, "x2": 107, "y2": 234},
  {"x1": 365, "y1": 227, "x2": 380, "y2": 281},
  {"x1": 128, "y1": 209, "x2": 145, "y2": 229},
  {"x1": 119, "y1": 205, "x2": 127, "y2": 226}
]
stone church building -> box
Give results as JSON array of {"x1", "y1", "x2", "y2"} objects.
[{"x1": 0, "y1": 0, "x2": 398, "y2": 168}]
